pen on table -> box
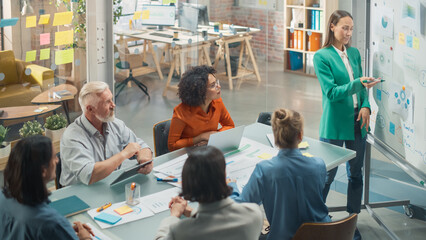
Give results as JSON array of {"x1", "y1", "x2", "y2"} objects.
[
  {"x1": 157, "y1": 178, "x2": 178, "y2": 182},
  {"x1": 130, "y1": 182, "x2": 136, "y2": 202},
  {"x1": 362, "y1": 79, "x2": 385, "y2": 83},
  {"x1": 96, "y1": 202, "x2": 111, "y2": 212}
]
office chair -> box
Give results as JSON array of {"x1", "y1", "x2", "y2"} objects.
[
  {"x1": 153, "y1": 119, "x2": 171, "y2": 157},
  {"x1": 292, "y1": 213, "x2": 358, "y2": 240},
  {"x1": 256, "y1": 112, "x2": 272, "y2": 126},
  {"x1": 115, "y1": 40, "x2": 150, "y2": 99},
  {"x1": 55, "y1": 152, "x2": 63, "y2": 189}
]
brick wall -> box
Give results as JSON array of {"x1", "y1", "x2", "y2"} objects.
[{"x1": 210, "y1": 1, "x2": 284, "y2": 62}]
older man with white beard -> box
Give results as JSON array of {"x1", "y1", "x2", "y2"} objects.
[{"x1": 60, "y1": 81, "x2": 153, "y2": 186}]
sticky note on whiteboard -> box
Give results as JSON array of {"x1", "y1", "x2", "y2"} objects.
[
  {"x1": 55, "y1": 49, "x2": 74, "y2": 65},
  {"x1": 52, "y1": 12, "x2": 73, "y2": 26},
  {"x1": 0, "y1": 18, "x2": 19, "y2": 27},
  {"x1": 40, "y1": 33, "x2": 50, "y2": 45},
  {"x1": 133, "y1": 11, "x2": 142, "y2": 20},
  {"x1": 141, "y1": 10, "x2": 150, "y2": 20},
  {"x1": 26, "y1": 16, "x2": 37, "y2": 28}
]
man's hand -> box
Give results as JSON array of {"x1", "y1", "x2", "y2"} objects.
[
  {"x1": 357, "y1": 107, "x2": 371, "y2": 130},
  {"x1": 137, "y1": 148, "x2": 153, "y2": 175},
  {"x1": 73, "y1": 221, "x2": 93, "y2": 240},
  {"x1": 122, "y1": 142, "x2": 141, "y2": 159}
]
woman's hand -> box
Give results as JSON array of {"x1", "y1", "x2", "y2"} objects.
[
  {"x1": 193, "y1": 131, "x2": 217, "y2": 145},
  {"x1": 357, "y1": 107, "x2": 371, "y2": 130},
  {"x1": 73, "y1": 221, "x2": 94, "y2": 240},
  {"x1": 360, "y1": 77, "x2": 380, "y2": 89},
  {"x1": 168, "y1": 196, "x2": 189, "y2": 218}
]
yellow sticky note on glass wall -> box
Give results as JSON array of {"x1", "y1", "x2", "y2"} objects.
[
  {"x1": 40, "y1": 48, "x2": 51, "y2": 60},
  {"x1": 52, "y1": 12, "x2": 73, "y2": 26},
  {"x1": 413, "y1": 37, "x2": 419, "y2": 50},
  {"x1": 133, "y1": 11, "x2": 142, "y2": 20},
  {"x1": 26, "y1": 16, "x2": 37, "y2": 28},
  {"x1": 25, "y1": 50, "x2": 37, "y2": 62},
  {"x1": 55, "y1": 49, "x2": 74, "y2": 65},
  {"x1": 55, "y1": 30, "x2": 74, "y2": 46},
  {"x1": 141, "y1": 10, "x2": 150, "y2": 20},
  {"x1": 38, "y1": 14, "x2": 50, "y2": 25},
  {"x1": 398, "y1": 32, "x2": 405, "y2": 45}
]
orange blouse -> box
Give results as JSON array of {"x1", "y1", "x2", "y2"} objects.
[{"x1": 168, "y1": 98, "x2": 235, "y2": 151}]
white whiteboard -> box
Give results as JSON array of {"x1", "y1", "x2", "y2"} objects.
[{"x1": 368, "y1": 0, "x2": 426, "y2": 183}]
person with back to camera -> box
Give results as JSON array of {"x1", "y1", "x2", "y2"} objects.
[
  {"x1": 230, "y1": 108, "x2": 331, "y2": 240},
  {"x1": 155, "y1": 146, "x2": 263, "y2": 240},
  {"x1": 167, "y1": 65, "x2": 235, "y2": 152},
  {"x1": 313, "y1": 10, "x2": 380, "y2": 239},
  {"x1": 0, "y1": 136, "x2": 93, "y2": 240}
]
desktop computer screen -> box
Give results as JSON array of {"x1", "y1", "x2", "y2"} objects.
[{"x1": 141, "y1": 5, "x2": 176, "y2": 27}]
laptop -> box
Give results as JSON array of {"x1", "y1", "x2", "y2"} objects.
[
  {"x1": 208, "y1": 125, "x2": 245, "y2": 153},
  {"x1": 110, "y1": 160, "x2": 153, "y2": 186}
]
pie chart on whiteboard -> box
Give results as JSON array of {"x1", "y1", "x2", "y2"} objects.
[{"x1": 381, "y1": 16, "x2": 389, "y2": 28}]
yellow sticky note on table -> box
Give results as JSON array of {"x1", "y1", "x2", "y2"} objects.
[
  {"x1": 40, "y1": 48, "x2": 51, "y2": 60},
  {"x1": 55, "y1": 30, "x2": 74, "y2": 46},
  {"x1": 302, "y1": 153, "x2": 314, "y2": 157},
  {"x1": 258, "y1": 153, "x2": 272, "y2": 160},
  {"x1": 114, "y1": 205, "x2": 134, "y2": 215},
  {"x1": 141, "y1": 10, "x2": 150, "y2": 20},
  {"x1": 52, "y1": 12, "x2": 73, "y2": 26},
  {"x1": 25, "y1": 50, "x2": 36, "y2": 62},
  {"x1": 398, "y1": 33, "x2": 405, "y2": 45},
  {"x1": 133, "y1": 11, "x2": 142, "y2": 20},
  {"x1": 38, "y1": 14, "x2": 50, "y2": 25},
  {"x1": 298, "y1": 141, "x2": 309, "y2": 149},
  {"x1": 55, "y1": 49, "x2": 74, "y2": 65},
  {"x1": 26, "y1": 16, "x2": 37, "y2": 28},
  {"x1": 413, "y1": 37, "x2": 419, "y2": 50}
]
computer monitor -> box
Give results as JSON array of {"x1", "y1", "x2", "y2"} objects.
[
  {"x1": 179, "y1": 5, "x2": 199, "y2": 34},
  {"x1": 141, "y1": 5, "x2": 176, "y2": 30}
]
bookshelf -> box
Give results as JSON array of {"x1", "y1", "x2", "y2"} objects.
[{"x1": 283, "y1": 0, "x2": 338, "y2": 76}]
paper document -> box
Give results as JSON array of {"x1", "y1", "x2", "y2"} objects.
[
  {"x1": 88, "y1": 201, "x2": 154, "y2": 229},
  {"x1": 140, "y1": 187, "x2": 181, "y2": 213}
]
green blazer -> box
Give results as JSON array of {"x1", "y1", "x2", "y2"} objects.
[{"x1": 313, "y1": 46, "x2": 370, "y2": 140}]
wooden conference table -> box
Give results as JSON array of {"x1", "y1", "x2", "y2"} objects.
[{"x1": 50, "y1": 123, "x2": 355, "y2": 239}]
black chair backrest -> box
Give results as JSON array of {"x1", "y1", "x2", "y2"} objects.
[
  {"x1": 55, "y1": 152, "x2": 63, "y2": 189},
  {"x1": 257, "y1": 112, "x2": 272, "y2": 126},
  {"x1": 153, "y1": 119, "x2": 171, "y2": 157}
]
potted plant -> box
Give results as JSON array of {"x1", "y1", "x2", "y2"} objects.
[
  {"x1": 0, "y1": 125, "x2": 10, "y2": 159},
  {"x1": 19, "y1": 120, "x2": 45, "y2": 138},
  {"x1": 44, "y1": 114, "x2": 67, "y2": 142}
]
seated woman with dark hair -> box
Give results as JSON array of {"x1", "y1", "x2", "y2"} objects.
[
  {"x1": 167, "y1": 65, "x2": 235, "y2": 151},
  {"x1": 0, "y1": 136, "x2": 93, "y2": 240},
  {"x1": 230, "y1": 109, "x2": 331, "y2": 240},
  {"x1": 155, "y1": 146, "x2": 263, "y2": 240}
]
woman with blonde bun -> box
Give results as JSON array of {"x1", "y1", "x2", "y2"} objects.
[{"x1": 230, "y1": 109, "x2": 330, "y2": 240}]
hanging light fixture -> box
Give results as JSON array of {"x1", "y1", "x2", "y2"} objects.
[{"x1": 21, "y1": 0, "x2": 34, "y2": 16}]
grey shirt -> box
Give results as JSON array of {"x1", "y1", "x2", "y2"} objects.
[{"x1": 60, "y1": 114, "x2": 150, "y2": 186}]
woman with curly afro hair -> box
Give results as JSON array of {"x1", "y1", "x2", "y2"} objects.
[{"x1": 167, "y1": 65, "x2": 235, "y2": 151}]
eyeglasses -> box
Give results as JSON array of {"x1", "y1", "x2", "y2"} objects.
[{"x1": 208, "y1": 80, "x2": 221, "y2": 89}]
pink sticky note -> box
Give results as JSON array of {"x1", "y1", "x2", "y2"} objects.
[{"x1": 40, "y1": 33, "x2": 50, "y2": 46}]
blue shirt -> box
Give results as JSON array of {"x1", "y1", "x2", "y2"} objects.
[
  {"x1": 0, "y1": 191, "x2": 77, "y2": 240},
  {"x1": 230, "y1": 148, "x2": 331, "y2": 240},
  {"x1": 60, "y1": 114, "x2": 150, "y2": 185}
]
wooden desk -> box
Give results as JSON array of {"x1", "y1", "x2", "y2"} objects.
[
  {"x1": 205, "y1": 25, "x2": 262, "y2": 90},
  {"x1": 129, "y1": 30, "x2": 218, "y2": 96},
  {"x1": 0, "y1": 105, "x2": 61, "y2": 126},
  {"x1": 0, "y1": 138, "x2": 60, "y2": 171},
  {"x1": 31, "y1": 84, "x2": 78, "y2": 124}
]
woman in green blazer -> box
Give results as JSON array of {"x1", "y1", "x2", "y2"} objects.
[{"x1": 313, "y1": 10, "x2": 379, "y2": 238}]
